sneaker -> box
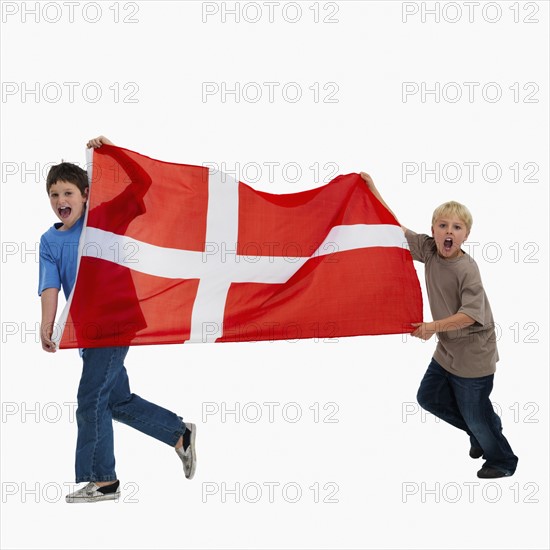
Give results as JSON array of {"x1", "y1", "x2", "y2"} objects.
[
  {"x1": 469, "y1": 446, "x2": 484, "y2": 459},
  {"x1": 477, "y1": 466, "x2": 512, "y2": 479},
  {"x1": 65, "y1": 481, "x2": 120, "y2": 503},
  {"x1": 175, "y1": 423, "x2": 196, "y2": 480}
]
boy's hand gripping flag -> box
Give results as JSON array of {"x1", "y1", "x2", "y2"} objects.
[{"x1": 54, "y1": 145, "x2": 422, "y2": 348}]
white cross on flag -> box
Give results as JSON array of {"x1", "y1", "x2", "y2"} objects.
[{"x1": 55, "y1": 145, "x2": 422, "y2": 348}]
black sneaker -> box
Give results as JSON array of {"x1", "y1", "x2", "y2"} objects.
[
  {"x1": 477, "y1": 466, "x2": 512, "y2": 479},
  {"x1": 469, "y1": 446, "x2": 484, "y2": 459}
]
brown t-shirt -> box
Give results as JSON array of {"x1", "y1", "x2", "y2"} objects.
[{"x1": 405, "y1": 229, "x2": 498, "y2": 377}]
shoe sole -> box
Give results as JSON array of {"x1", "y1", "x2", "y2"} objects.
[
  {"x1": 477, "y1": 469, "x2": 512, "y2": 479},
  {"x1": 66, "y1": 491, "x2": 120, "y2": 503}
]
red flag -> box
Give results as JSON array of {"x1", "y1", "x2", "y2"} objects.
[{"x1": 55, "y1": 145, "x2": 422, "y2": 348}]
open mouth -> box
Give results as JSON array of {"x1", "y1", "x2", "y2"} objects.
[
  {"x1": 444, "y1": 238, "x2": 453, "y2": 251},
  {"x1": 58, "y1": 206, "x2": 72, "y2": 219}
]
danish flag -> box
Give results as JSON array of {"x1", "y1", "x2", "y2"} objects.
[{"x1": 55, "y1": 145, "x2": 422, "y2": 348}]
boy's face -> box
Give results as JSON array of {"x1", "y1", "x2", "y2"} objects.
[
  {"x1": 431, "y1": 215, "x2": 469, "y2": 259},
  {"x1": 49, "y1": 180, "x2": 88, "y2": 230}
]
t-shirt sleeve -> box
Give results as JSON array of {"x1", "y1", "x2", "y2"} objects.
[
  {"x1": 405, "y1": 229, "x2": 433, "y2": 263},
  {"x1": 458, "y1": 263, "x2": 486, "y2": 326},
  {"x1": 38, "y1": 237, "x2": 61, "y2": 296}
]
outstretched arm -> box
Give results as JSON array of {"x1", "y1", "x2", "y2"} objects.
[{"x1": 361, "y1": 172, "x2": 407, "y2": 233}]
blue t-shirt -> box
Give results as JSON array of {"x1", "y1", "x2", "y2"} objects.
[{"x1": 38, "y1": 216, "x2": 84, "y2": 299}]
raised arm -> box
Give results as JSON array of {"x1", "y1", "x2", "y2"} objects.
[
  {"x1": 87, "y1": 135, "x2": 152, "y2": 198},
  {"x1": 361, "y1": 172, "x2": 407, "y2": 233},
  {"x1": 85, "y1": 135, "x2": 153, "y2": 235}
]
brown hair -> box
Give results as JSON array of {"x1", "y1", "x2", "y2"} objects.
[{"x1": 46, "y1": 162, "x2": 88, "y2": 195}]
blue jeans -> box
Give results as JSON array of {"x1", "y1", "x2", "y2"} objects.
[
  {"x1": 417, "y1": 358, "x2": 518, "y2": 474},
  {"x1": 75, "y1": 347, "x2": 186, "y2": 483}
]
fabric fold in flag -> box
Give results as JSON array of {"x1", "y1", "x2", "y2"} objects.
[{"x1": 54, "y1": 145, "x2": 422, "y2": 348}]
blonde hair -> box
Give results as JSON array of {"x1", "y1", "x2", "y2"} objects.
[{"x1": 432, "y1": 201, "x2": 473, "y2": 232}]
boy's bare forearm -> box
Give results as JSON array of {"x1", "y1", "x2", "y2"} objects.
[
  {"x1": 41, "y1": 288, "x2": 59, "y2": 352},
  {"x1": 430, "y1": 312, "x2": 476, "y2": 333},
  {"x1": 411, "y1": 312, "x2": 476, "y2": 340},
  {"x1": 360, "y1": 172, "x2": 406, "y2": 231},
  {"x1": 41, "y1": 288, "x2": 58, "y2": 324}
]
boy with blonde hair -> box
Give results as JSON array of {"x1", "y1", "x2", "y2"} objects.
[{"x1": 361, "y1": 172, "x2": 518, "y2": 478}]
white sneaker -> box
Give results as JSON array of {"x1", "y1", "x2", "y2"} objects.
[
  {"x1": 65, "y1": 481, "x2": 120, "y2": 503},
  {"x1": 175, "y1": 423, "x2": 196, "y2": 479}
]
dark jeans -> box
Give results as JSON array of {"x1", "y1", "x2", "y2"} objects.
[
  {"x1": 417, "y1": 358, "x2": 518, "y2": 474},
  {"x1": 75, "y1": 346, "x2": 186, "y2": 483}
]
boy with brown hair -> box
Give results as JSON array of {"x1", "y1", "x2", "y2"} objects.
[{"x1": 39, "y1": 136, "x2": 197, "y2": 502}]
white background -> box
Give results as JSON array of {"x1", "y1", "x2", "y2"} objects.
[{"x1": 1, "y1": 1, "x2": 548, "y2": 549}]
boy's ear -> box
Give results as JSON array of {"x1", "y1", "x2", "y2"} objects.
[
  {"x1": 83, "y1": 187, "x2": 89, "y2": 200},
  {"x1": 430, "y1": 225, "x2": 434, "y2": 236}
]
